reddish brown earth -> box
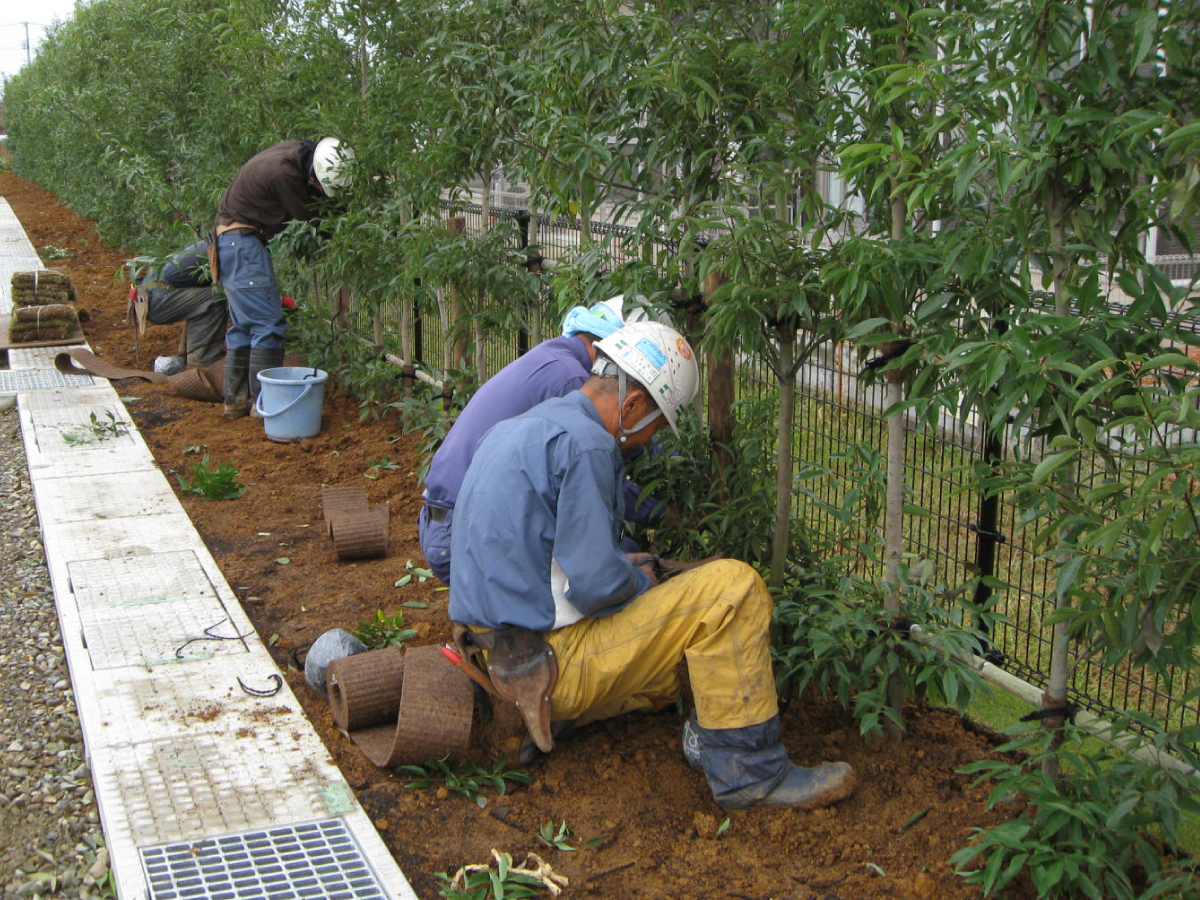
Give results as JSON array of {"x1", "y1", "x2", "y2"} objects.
[{"x1": 0, "y1": 170, "x2": 1037, "y2": 900}]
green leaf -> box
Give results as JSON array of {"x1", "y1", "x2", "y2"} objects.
[{"x1": 1032, "y1": 449, "x2": 1078, "y2": 484}]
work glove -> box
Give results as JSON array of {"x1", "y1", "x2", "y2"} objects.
[{"x1": 626, "y1": 552, "x2": 661, "y2": 586}]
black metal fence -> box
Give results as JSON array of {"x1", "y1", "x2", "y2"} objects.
[{"x1": 391, "y1": 200, "x2": 1200, "y2": 736}]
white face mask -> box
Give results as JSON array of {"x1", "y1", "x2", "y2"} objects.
[
  {"x1": 615, "y1": 369, "x2": 662, "y2": 445},
  {"x1": 593, "y1": 357, "x2": 662, "y2": 444}
]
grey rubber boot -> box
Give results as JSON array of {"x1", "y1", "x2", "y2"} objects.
[
  {"x1": 248, "y1": 347, "x2": 285, "y2": 417},
  {"x1": 222, "y1": 346, "x2": 251, "y2": 418},
  {"x1": 682, "y1": 711, "x2": 703, "y2": 770},
  {"x1": 691, "y1": 715, "x2": 857, "y2": 811}
]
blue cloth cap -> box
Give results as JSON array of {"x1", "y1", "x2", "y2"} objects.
[{"x1": 561, "y1": 302, "x2": 624, "y2": 339}]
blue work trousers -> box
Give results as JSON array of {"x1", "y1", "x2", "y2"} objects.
[
  {"x1": 417, "y1": 502, "x2": 453, "y2": 585},
  {"x1": 218, "y1": 233, "x2": 285, "y2": 351}
]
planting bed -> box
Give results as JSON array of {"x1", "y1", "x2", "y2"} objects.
[{"x1": 1, "y1": 171, "x2": 1038, "y2": 900}]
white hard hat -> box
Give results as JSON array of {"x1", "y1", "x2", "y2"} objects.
[
  {"x1": 312, "y1": 137, "x2": 354, "y2": 196},
  {"x1": 594, "y1": 321, "x2": 699, "y2": 437},
  {"x1": 614, "y1": 294, "x2": 675, "y2": 328}
]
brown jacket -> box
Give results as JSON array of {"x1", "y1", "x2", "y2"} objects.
[{"x1": 215, "y1": 141, "x2": 317, "y2": 240}]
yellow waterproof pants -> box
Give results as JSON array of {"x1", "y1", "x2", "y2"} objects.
[{"x1": 545, "y1": 559, "x2": 779, "y2": 731}]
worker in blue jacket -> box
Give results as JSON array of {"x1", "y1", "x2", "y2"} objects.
[
  {"x1": 449, "y1": 321, "x2": 858, "y2": 811},
  {"x1": 418, "y1": 296, "x2": 662, "y2": 584}
]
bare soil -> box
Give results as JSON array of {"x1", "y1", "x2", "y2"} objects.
[{"x1": 1, "y1": 170, "x2": 1037, "y2": 900}]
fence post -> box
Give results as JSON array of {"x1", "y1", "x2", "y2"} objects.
[
  {"x1": 972, "y1": 317, "x2": 1011, "y2": 650},
  {"x1": 518, "y1": 210, "x2": 532, "y2": 355},
  {"x1": 971, "y1": 427, "x2": 1005, "y2": 651},
  {"x1": 412, "y1": 297, "x2": 423, "y2": 371}
]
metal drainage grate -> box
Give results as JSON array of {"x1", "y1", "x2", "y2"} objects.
[
  {"x1": 140, "y1": 819, "x2": 388, "y2": 900},
  {"x1": 0, "y1": 368, "x2": 94, "y2": 393}
]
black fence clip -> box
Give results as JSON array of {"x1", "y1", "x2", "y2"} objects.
[
  {"x1": 1020, "y1": 703, "x2": 1079, "y2": 725},
  {"x1": 862, "y1": 341, "x2": 911, "y2": 372},
  {"x1": 968, "y1": 522, "x2": 1007, "y2": 544},
  {"x1": 290, "y1": 642, "x2": 312, "y2": 669},
  {"x1": 174, "y1": 618, "x2": 252, "y2": 658},
  {"x1": 238, "y1": 674, "x2": 283, "y2": 697}
]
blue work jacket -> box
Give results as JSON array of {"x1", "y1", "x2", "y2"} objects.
[{"x1": 448, "y1": 392, "x2": 653, "y2": 632}]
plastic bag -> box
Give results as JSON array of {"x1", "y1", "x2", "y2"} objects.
[
  {"x1": 304, "y1": 628, "x2": 368, "y2": 697},
  {"x1": 153, "y1": 355, "x2": 186, "y2": 376}
]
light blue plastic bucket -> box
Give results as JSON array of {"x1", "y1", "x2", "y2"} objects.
[{"x1": 254, "y1": 367, "x2": 328, "y2": 442}]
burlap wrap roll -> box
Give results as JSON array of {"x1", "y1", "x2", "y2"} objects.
[
  {"x1": 327, "y1": 647, "x2": 405, "y2": 731},
  {"x1": 321, "y1": 485, "x2": 368, "y2": 538},
  {"x1": 329, "y1": 644, "x2": 474, "y2": 768},
  {"x1": 166, "y1": 365, "x2": 223, "y2": 403},
  {"x1": 54, "y1": 349, "x2": 226, "y2": 402},
  {"x1": 330, "y1": 505, "x2": 389, "y2": 560}
]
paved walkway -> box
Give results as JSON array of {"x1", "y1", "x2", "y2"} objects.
[{"x1": 0, "y1": 198, "x2": 417, "y2": 900}]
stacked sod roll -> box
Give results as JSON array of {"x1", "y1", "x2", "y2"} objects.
[{"x1": 8, "y1": 269, "x2": 79, "y2": 342}]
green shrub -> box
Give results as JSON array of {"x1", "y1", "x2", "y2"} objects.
[
  {"x1": 176, "y1": 456, "x2": 245, "y2": 500},
  {"x1": 951, "y1": 718, "x2": 1200, "y2": 900},
  {"x1": 351, "y1": 609, "x2": 417, "y2": 650},
  {"x1": 625, "y1": 395, "x2": 805, "y2": 568}
]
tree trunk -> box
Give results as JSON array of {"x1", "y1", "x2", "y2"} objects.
[
  {"x1": 704, "y1": 271, "x2": 735, "y2": 496},
  {"x1": 446, "y1": 216, "x2": 468, "y2": 404},
  {"x1": 769, "y1": 326, "x2": 796, "y2": 591},
  {"x1": 530, "y1": 203, "x2": 544, "y2": 345},
  {"x1": 1042, "y1": 185, "x2": 1074, "y2": 779},
  {"x1": 882, "y1": 80, "x2": 910, "y2": 735},
  {"x1": 883, "y1": 366, "x2": 907, "y2": 737},
  {"x1": 400, "y1": 298, "x2": 414, "y2": 404},
  {"x1": 477, "y1": 170, "x2": 492, "y2": 383}
]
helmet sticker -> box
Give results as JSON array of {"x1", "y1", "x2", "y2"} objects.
[
  {"x1": 635, "y1": 338, "x2": 667, "y2": 369},
  {"x1": 677, "y1": 338, "x2": 692, "y2": 360}
]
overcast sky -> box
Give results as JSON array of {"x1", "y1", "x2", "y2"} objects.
[{"x1": 0, "y1": 0, "x2": 78, "y2": 85}]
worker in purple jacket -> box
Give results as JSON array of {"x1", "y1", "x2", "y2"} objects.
[{"x1": 418, "y1": 297, "x2": 664, "y2": 584}]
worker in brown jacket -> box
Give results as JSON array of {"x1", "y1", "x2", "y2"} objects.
[{"x1": 214, "y1": 137, "x2": 353, "y2": 417}]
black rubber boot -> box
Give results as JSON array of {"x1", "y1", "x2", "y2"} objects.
[
  {"x1": 692, "y1": 715, "x2": 857, "y2": 811},
  {"x1": 248, "y1": 347, "x2": 285, "y2": 417},
  {"x1": 222, "y1": 347, "x2": 251, "y2": 418}
]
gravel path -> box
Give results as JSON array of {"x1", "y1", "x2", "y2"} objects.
[{"x1": 0, "y1": 399, "x2": 110, "y2": 898}]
